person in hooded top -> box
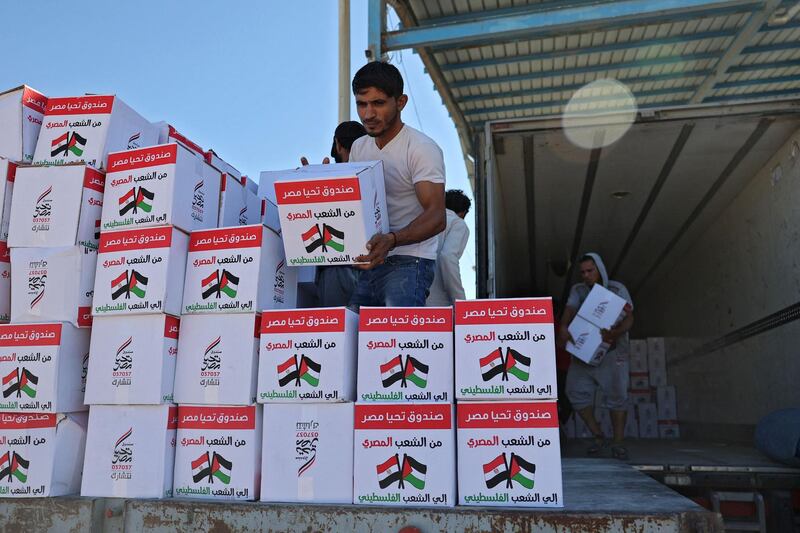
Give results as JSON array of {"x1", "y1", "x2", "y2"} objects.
[{"x1": 558, "y1": 253, "x2": 634, "y2": 460}]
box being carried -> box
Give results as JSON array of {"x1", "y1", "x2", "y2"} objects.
[
  {"x1": 0, "y1": 412, "x2": 87, "y2": 497},
  {"x1": 261, "y1": 402, "x2": 354, "y2": 504},
  {"x1": 174, "y1": 313, "x2": 260, "y2": 405},
  {"x1": 11, "y1": 245, "x2": 96, "y2": 327},
  {"x1": 0, "y1": 85, "x2": 47, "y2": 163},
  {"x1": 84, "y1": 315, "x2": 179, "y2": 405},
  {"x1": 33, "y1": 95, "x2": 157, "y2": 170},
  {"x1": 0, "y1": 323, "x2": 90, "y2": 413},
  {"x1": 258, "y1": 308, "x2": 358, "y2": 403},
  {"x1": 173, "y1": 404, "x2": 261, "y2": 501},
  {"x1": 566, "y1": 284, "x2": 630, "y2": 365},
  {"x1": 357, "y1": 307, "x2": 453, "y2": 403},
  {"x1": 103, "y1": 144, "x2": 220, "y2": 233},
  {"x1": 457, "y1": 401, "x2": 563, "y2": 508},
  {"x1": 182, "y1": 225, "x2": 296, "y2": 315},
  {"x1": 81, "y1": 405, "x2": 177, "y2": 498},
  {"x1": 455, "y1": 298, "x2": 557, "y2": 401},
  {"x1": 93, "y1": 226, "x2": 188, "y2": 317},
  {"x1": 8, "y1": 164, "x2": 104, "y2": 249},
  {"x1": 274, "y1": 161, "x2": 388, "y2": 266},
  {"x1": 353, "y1": 403, "x2": 455, "y2": 507}
]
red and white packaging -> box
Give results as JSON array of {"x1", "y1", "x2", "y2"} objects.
[
  {"x1": 173, "y1": 404, "x2": 262, "y2": 501},
  {"x1": 0, "y1": 412, "x2": 87, "y2": 497},
  {"x1": 0, "y1": 323, "x2": 90, "y2": 413},
  {"x1": 629, "y1": 389, "x2": 653, "y2": 405},
  {"x1": 92, "y1": 226, "x2": 188, "y2": 317},
  {"x1": 261, "y1": 197, "x2": 280, "y2": 233},
  {"x1": 261, "y1": 402, "x2": 354, "y2": 504},
  {"x1": 656, "y1": 385, "x2": 678, "y2": 422},
  {"x1": 357, "y1": 307, "x2": 453, "y2": 403},
  {"x1": 629, "y1": 371, "x2": 649, "y2": 390},
  {"x1": 565, "y1": 315, "x2": 609, "y2": 366},
  {"x1": 8, "y1": 164, "x2": 104, "y2": 249},
  {"x1": 84, "y1": 315, "x2": 179, "y2": 405},
  {"x1": 637, "y1": 403, "x2": 658, "y2": 438},
  {"x1": 32, "y1": 95, "x2": 158, "y2": 170},
  {"x1": 173, "y1": 313, "x2": 260, "y2": 405},
  {"x1": 11, "y1": 245, "x2": 96, "y2": 327},
  {"x1": 156, "y1": 123, "x2": 205, "y2": 158},
  {"x1": 182, "y1": 225, "x2": 295, "y2": 314},
  {"x1": 566, "y1": 285, "x2": 631, "y2": 365},
  {"x1": 0, "y1": 85, "x2": 47, "y2": 163},
  {"x1": 354, "y1": 403, "x2": 455, "y2": 507},
  {"x1": 103, "y1": 143, "x2": 220, "y2": 233},
  {"x1": 629, "y1": 339, "x2": 648, "y2": 373},
  {"x1": 647, "y1": 337, "x2": 668, "y2": 387},
  {"x1": 258, "y1": 308, "x2": 358, "y2": 403},
  {"x1": 455, "y1": 298, "x2": 557, "y2": 401},
  {"x1": 205, "y1": 149, "x2": 241, "y2": 180},
  {"x1": 80, "y1": 405, "x2": 177, "y2": 498},
  {"x1": 0, "y1": 243, "x2": 9, "y2": 322},
  {"x1": 218, "y1": 174, "x2": 261, "y2": 227},
  {"x1": 0, "y1": 158, "x2": 17, "y2": 241},
  {"x1": 274, "y1": 161, "x2": 388, "y2": 266},
  {"x1": 457, "y1": 401, "x2": 563, "y2": 508}
]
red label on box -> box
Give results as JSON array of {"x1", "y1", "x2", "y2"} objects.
[
  {"x1": 22, "y1": 87, "x2": 47, "y2": 114},
  {"x1": 457, "y1": 402, "x2": 559, "y2": 429},
  {"x1": 107, "y1": 144, "x2": 178, "y2": 173},
  {"x1": 0, "y1": 413, "x2": 57, "y2": 429},
  {"x1": 167, "y1": 406, "x2": 179, "y2": 429},
  {"x1": 359, "y1": 307, "x2": 452, "y2": 332},
  {"x1": 261, "y1": 309, "x2": 346, "y2": 334},
  {"x1": 99, "y1": 226, "x2": 174, "y2": 253},
  {"x1": 0, "y1": 242, "x2": 9, "y2": 263},
  {"x1": 274, "y1": 177, "x2": 361, "y2": 205},
  {"x1": 0, "y1": 324, "x2": 62, "y2": 346},
  {"x1": 83, "y1": 166, "x2": 106, "y2": 193},
  {"x1": 177, "y1": 406, "x2": 256, "y2": 430},
  {"x1": 253, "y1": 313, "x2": 262, "y2": 338},
  {"x1": 456, "y1": 299, "x2": 553, "y2": 325},
  {"x1": 189, "y1": 225, "x2": 263, "y2": 251},
  {"x1": 355, "y1": 404, "x2": 452, "y2": 430},
  {"x1": 168, "y1": 125, "x2": 204, "y2": 156},
  {"x1": 45, "y1": 95, "x2": 115, "y2": 115},
  {"x1": 164, "y1": 316, "x2": 180, "y2": 339},
  {"x1": 6, "y1": 162, "x2": 16, "y2": 183},
  {"x1": 78, "y1": 307, "x2": 92, "y2": 328}
]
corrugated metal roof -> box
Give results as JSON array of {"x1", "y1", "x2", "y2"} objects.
[{"x1": 387, "y1": 0, "x2": 800, "y2": 135}]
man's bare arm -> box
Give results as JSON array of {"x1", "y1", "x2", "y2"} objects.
[
  {"x1": 355, "y1": 181, "x2": 446, "y2": 269},
  {"x1": 557, "y1": 306, "x2": 578, "y2": 348}
]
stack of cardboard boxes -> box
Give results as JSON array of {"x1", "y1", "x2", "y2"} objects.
[{"x1": 454, "y1": 298, "x2": 563, "y2": 508}]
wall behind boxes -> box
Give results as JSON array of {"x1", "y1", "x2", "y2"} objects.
[{"x1": 636, "y1": 127, "x2": 800, "y2": 441}]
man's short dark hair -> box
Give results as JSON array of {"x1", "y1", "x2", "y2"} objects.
[
  {"x1": 352, "y1": 61, "x2": 404, "y2": 99},
  {"x1": 445, "y1": 189, "x2": 471, "y2": 214},
  {"x1": 579, "y1": 255, "x2": 596, "y2": 264},
  {"x1": 331, "y1": 121, "x2": 367, "y2": 161}
]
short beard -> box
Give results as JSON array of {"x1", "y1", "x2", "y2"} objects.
[{"x1": 366, "y1": 107, "x2": 400, "y2": 138}]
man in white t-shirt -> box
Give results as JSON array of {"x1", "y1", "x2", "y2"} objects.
[{"x1": 347, "y1": 61, "x2": 446, "y2": 307}]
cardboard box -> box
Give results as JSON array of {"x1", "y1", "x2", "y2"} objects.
[
  {"x1": 0, "y1": 243, "x2": 9, "y2": 322},
  {"x1": 32, "y1": 95, "x2": 158, "y2": 170},
  {"x1": 261, "y1": 402, "x2": 354, "y2": 504},
  {"x1": 258, "y1": 308, "x2": 357, "y2": 403},
  {"x1": 624, "y1": 404, "x2": 639, "y2": 439},
  {"x1": 173, "y1": 404, "x2": 261, "y2": 501},
  {"x1": 357, "y1": 307, "x2": 453, "y2": 403},
  {"x1": 81, "y1": 405, "x2": 177, "y2": 498},
  {"x1": 84, "y1": 315, "x2": 179, "y2": 405},
  {"x1": 103, "y1": 143, "x2": 220, "y2": 233},
  {"x1": 0, "y1": 158, "x2": 16, "y2": 241},
  {"x1": 8, "y1": 164, "x2": 104, "y2": 249},
  {"x1": 205, "y1": 149, "x2": 241, "y2": 180},
  {"x1": 0, "y1": 323, "x2": 90, "y2": 413},
  {"x1": 629, "y1": 389, "x2": 653, "y2": 405},
  {"x1": 0, "y1": 412, "x2": 87, "y2": 497},
  {"x1": 174, "y1": 313, "x2": 260, "y2": 405},
  {"x1": 274, "y1": 161, "x2": 389, "y2": 266},
  {"x1": 454, "y1": 298, "x2": 557, "y2": 401},
  {"x1": 0, "y1": 85, "x2": 47, "y2": 163},
  {"x1": 575, "y1": 284, "x2": 629, "y2": 330},
  {"x1": 658, "y1": 421, "x2": 680, "y2": 439},
  {"x1": 629, "y1": 339, "x2": 648, "y2": 373},
  {"x1": 565, "y1": 315, "x2": 609, "y2": 366},
  {"x1": 156, "y1": 123, "x2": 206, "y2": 159},
  {"x1": 656, "y1": 385, "x2": 678, "y2": 421},
  {"x1": 182, "y1": 225, "x2": 295, "y2": 315},
  {"x1": 457, "y1": 401, "x2": 563, "y2": 507},
  {"x1": 11, "y1": 245, "x2": 96, "y2": 327},
  {"x1": 218, "y1": 174, "x2": 261, "y2": 227},
  {"x1": 629, "y1": 372, "x2": 649, "y2": 390},
  {"x1": 637, "y1": 403, "x2": 658, "y2": 438},
  {"x1": 93, "y1": 226, "x2": 188, "y2": 317},
  {"x1": 354, "y1": 403, "x2": 455, "y2": 507},
  {"x1": 261, "y1": 197, "x2": 280, "y2": 233},
  {"x1": 243, "y1": 176, "x2": 258, "y2": 194},
  {"x1": 648, "y1": 338, "x2": 668, "y2": 387}
]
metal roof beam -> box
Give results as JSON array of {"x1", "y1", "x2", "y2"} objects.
[
  {"x1": 383, "y1": 0, "x2": 761, "y2": 52},
  {"x1": 716, "y1": 73, "x2": 800, "y2": 88},
  {"x1": 465, "y1": 99, "x2": 690, "y2": 123},
  {"x1": 705, "y1": 87, "x2": 800, "y2": 101},
  {"x1": 689, "y1": 0, "x2": 784, "y2": 103},
  {"x1": 449, "y1": 52, "x2": 718, "y2": 90},
  {"x1": 728, "y1": 58, "x2": 800, "y2": 71}
]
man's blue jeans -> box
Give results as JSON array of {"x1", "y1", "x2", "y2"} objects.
[{"x1": 349, "y1": 255, "x2": 435, "y2": 308}]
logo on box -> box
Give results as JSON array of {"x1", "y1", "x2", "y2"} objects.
[
  {"x1": 0, "y1": 451, "x2": 29, "y2": 483},
  {"x1": 2, "y1": 368, "x2": 38, "y2": 399},
  {"x1": 111, "y1": 427, "x2": 133, "y2": 480},
  {"x1": 111, "y1": 270, "x2": 148, "y2": 300},
  {"x1": 119, "y1": 187, "x2": 154, "y2": 216},
  {"x1": 377, "y1": 454, "x2": 426, "y2": 490},
  {"x1": 26, "y1": 259, "x2": 48, "y2": 310},
  {"x1": 302, "y1": 223, "x2": 344, "y2": 253},
  {"x1": 50, "y1": 131, "x2": 86, "y2": 158},
  {"x1": 483, "y1": 452, "x2": 535, "y2": 489},
  {"x1": 127, "y1": 132, "x2": 141, "y2": 150},
  {"x1": 191, "y1": 180, "x2": 204, "y2": 222},
  {"x1": 277, "y1": 355, "x2": 321, "y2": 387},
  {"x1": 480, "y1": 348, "x2": 530, "y2": 382},
  {"x1": 295, "y1": 419, "x2": 319, "y2": 477},
  {"x1": 32, "y1": 185, "x2": 53, "y2": 233},
  {"x1": 192, "y1": 451, "x2": 231, "y2": 484},
  {"x1": 200, "y1": 336, "x2": 222, "y2": 388},
  {"x1": 381, "y1": 355, "x2": 428, "y2": 389},
  {"x1": 201, "y1": 269, "x2": 239, "y2": 299}
]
